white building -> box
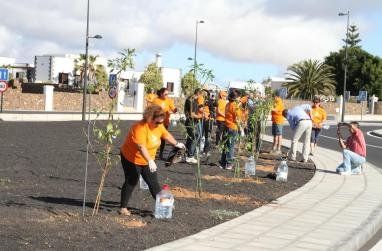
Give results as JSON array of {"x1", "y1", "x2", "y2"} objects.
[
  {"x1": 119, "y1": 53, "x2": 181, "y2": 97},
  {"x1": 262, "y1": 77, "x2": 292, "y2": 91},
  {"x1": 0, "y1": 57, "x2": 33, "y2": 84},
  {"x1": 228, "y1": 81, "x2": 265, "y2": 96}
]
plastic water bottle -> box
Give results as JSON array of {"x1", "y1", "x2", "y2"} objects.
[
  {"x1": 245, "y1": 156, "x2": 256, "y2": 177},
  {"x1": 322, "y1": 124, "x2": 330, "y2": 130},
  {"x1": 154, "y1": 184, "x2": 174, "y2": 219},
  {"x1": 139, "y1": 175, "x2": 148, "y2": 190},
  {"x1": 276, "y1": 160, "x2": 288, "y2": 182},
  {"x1": 199, "y1": 137, "x2": 205, "y2": 152}
]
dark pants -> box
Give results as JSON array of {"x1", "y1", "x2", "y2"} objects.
[
  {"x1": 185, "y1": 118, "x2": 201, "y2": 157},
  {"x1": 203, "y1": 119, "x2": 212, "y2": 153},
  {"x1": 215, "y1": 120, "x2": 225, "y2": 146},
  {"x1": 159, "y1": 125, "x2": 169, "y2": 157},
  {"x1": 220, "y1": 128, "x2": 238, "y2": 166},
  {"x1": 120, "y1": 153, "x2": 161, "y2": 208}
]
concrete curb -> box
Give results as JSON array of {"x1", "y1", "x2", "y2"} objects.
[
  {"x1": 148, "y1": 136, "x2": 382, "y2": 251},
  {"x1": 370, "y1": 130, "x2": 382, "y2": 138}
]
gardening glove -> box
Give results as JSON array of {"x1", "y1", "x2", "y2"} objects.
[
  {"x1": 175, "y1": 142, "x2": 186, "y2": 149},
  {"x1": 148, "y1": 160, "x2": 158, "y2": 173}
]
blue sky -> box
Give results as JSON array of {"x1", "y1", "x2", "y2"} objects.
[{"x1": 0, "y1": 0, "x2": 381, "y2": 86}]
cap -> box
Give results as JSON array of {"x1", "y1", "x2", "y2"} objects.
[{"x1": 162, "y1": 184, "x2": 170, "y2": 190}]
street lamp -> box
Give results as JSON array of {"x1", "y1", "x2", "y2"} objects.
[
  {"x1": 82, "y1": 0, "x2": 102, "y2": 121},
  {"x1": 193, "y1": 20, "x2": 204, "y2": 91},
  {"x1": 338, "y1": 10, "x2": 350, "y2": 122}
]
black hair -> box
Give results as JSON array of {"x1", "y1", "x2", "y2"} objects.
[
  {"x1": 350, "y1": 121, "x2": 360, "y2": 128},
  {"x1": 157, "y1": 87, "x2": 168, "y2": 96}
]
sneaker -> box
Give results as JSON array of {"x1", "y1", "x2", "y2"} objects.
[
  {"x1": 301, "y1": 159, "x2": 308, "y2": 163},
  {"x1": 225, "y1": 164, "x2": 233, "y2": 170},
  {"x1": 337, "y1": 167, "x2": 351, "y2": 175},
  {"x1": 185, "y1": 157, "x2": 198, "y2": 164},
  {"x1": 218, "y1": 165, "x2": 225, "y2": 169},
  {"x1": 351, "y1": 166, "x2": 362, "y2": 175}
]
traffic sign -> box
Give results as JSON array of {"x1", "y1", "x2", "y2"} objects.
[
  {"x1": 0, "y1": 81, "x2": 7, "y2": 93},
  {"x1": 108, "y1": 86, "x2": 117, "y2": 99},
  {"x1": 358, "y1": 91, "x2": 368, "y2": 102},
  {"x1": 0, "y1": 68, "x2": 9, "y2": 81},
  {"x1": 109, "y1": 74, "x2": 117, "y2": 87}
]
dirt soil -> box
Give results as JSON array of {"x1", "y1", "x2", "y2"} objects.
[{"x1": 0, "y1": 121, "x2": 315, "y2": 250}]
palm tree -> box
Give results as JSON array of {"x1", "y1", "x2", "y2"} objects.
[
  {"x1": 284, "y1": 59, "x2": 336, "y2": 99},
  {"x1": 74, "y1": 54, "x2": 98, "y2": 88}
]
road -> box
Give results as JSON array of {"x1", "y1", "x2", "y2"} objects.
[{"x1": 266, "y1": 122, "x2": 382, "y2": 249}]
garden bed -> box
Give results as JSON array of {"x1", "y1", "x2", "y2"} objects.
[{"x1": 0, "y1": 121, "x2": 315, "y2": 250}]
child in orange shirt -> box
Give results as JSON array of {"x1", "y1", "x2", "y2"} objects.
[
  {"x1": 271, "y1": 91, "x2": 284, "y2": 154},
  {"x1": 310, "y1": 97, "x2": 327, "y2": 155}
]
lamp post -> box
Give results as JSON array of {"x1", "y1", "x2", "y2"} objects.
[
  {"x1": 338, "y1": 11, "x2": 350, "y2": 122},
  {"x1": 192, "y1": 20, "x2": 204, "y2": 91},
  {"x1": 82, "y1": 0, "x2": 102, "y2": 121}
]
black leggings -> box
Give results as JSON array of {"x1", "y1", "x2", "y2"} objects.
[{"x1": 120, "y1": 153, "x2": 161, "y2": 208}]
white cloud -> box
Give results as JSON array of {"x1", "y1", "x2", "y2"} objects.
[{"x1": 0, "y1": 0, "x2": 380, "y2": 68}]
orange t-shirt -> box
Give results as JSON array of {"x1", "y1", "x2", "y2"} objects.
[
  {"x1": 152, "y1": 97, "x2": 176, "y2": 126},
  {"x1": 271, "y1": 96, "x2": 284, "y2": 124},
  {"x1": 121, "y1": 121, "x2": 170, "y2": 165},
  {"x1": 311, "y1": 106, "x2": 327, "y2": 125},
  {"x1": 216, "y1": 99, "x2": 227, "y2": 122},
  {"x1": 145, "y1": 93, "x2": 157, "y2": 103},
  {"x1": 197, "y1": 95, "x2": 204, "y2": 105},
  {"x1": 204, "y1": 105, "x2": 210, "y2": 119},
  {"x1": 225, "y1": 101, "x2": 242, "y2": 130}
]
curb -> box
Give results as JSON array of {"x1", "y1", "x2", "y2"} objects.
[{"x1": 370, "y1": 131, "x2": 382, "y2": 138}]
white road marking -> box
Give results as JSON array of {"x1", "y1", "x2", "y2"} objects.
[{"x1": 320, "y1": 134, "x2": 382, "y2": 149}]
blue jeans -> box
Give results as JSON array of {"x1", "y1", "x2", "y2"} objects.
[
  {"x1": 220, "y1": 128, "x2": 238, "y2": 166},
  {"x1": 337, "y1": 149, "x2": 366, "y2": 172}
]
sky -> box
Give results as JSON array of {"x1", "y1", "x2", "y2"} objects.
[{"x1": 0, "y1": 0, "x2": 381, "y2": 86}]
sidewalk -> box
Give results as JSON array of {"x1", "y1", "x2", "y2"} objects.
[{"x1": 149, "y1": 135, "x2": 382, "y2": 251}]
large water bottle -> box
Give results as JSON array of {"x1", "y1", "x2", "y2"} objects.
[
  {"x1": 139, "y1": 175, "x2": 148, "y2": 190},
  {"x1": 245, "y1": 156, "x2": 256, "y2": 177},
  {"x1": 154, "y1": 184, "x2": 174, "y2": 219},
  {"x1": 276, "y1": 160, "x2": 288, "y2": 182}
]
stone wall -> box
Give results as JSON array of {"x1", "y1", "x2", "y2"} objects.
[
  {"x1": 283, "y1": 100, "x2": 369, "y2": 115},
  {"x1": 1, "y1": 88, "x2": 380, "y2": 115},
  {"x1": 1, "y1": 88, "x2": 111, "y2": 112}
]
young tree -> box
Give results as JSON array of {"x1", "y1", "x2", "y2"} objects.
[
  {"x1": 139, "y1": 63, "x2": 163, "y2": 92},
  {"x1": 284, "y1": 59, "x2": 336, "y2": 99},
  {"x1": 181, "y1": 71, "x2": 200, "y2": 96}
]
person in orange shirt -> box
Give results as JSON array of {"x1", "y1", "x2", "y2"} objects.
[
  {"x1": 152, "y1": 88, "x2": 178, "y2": 159},
  {"x1": 310, "y1": 96, "x2": 327, "y2": 155},
  {"x1": 145, "y1": 89, "x2": 157, "y2": 107},
  {"x1": 215, "y1": 90, "x2": 227, "y2": 146},
  {"x1": 119, "y1": 105, "x2": 185, "y2": 216},
  {"x1": 271, "y1": 90, "x2": 285, "y2": 154},
  {"x1": 219, "y1": 89, "x2": 242, "y2": 170}
]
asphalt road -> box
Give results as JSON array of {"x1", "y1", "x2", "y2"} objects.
[{"x1": 266, "y1": 122, "x2": 382, "y2": 249}]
